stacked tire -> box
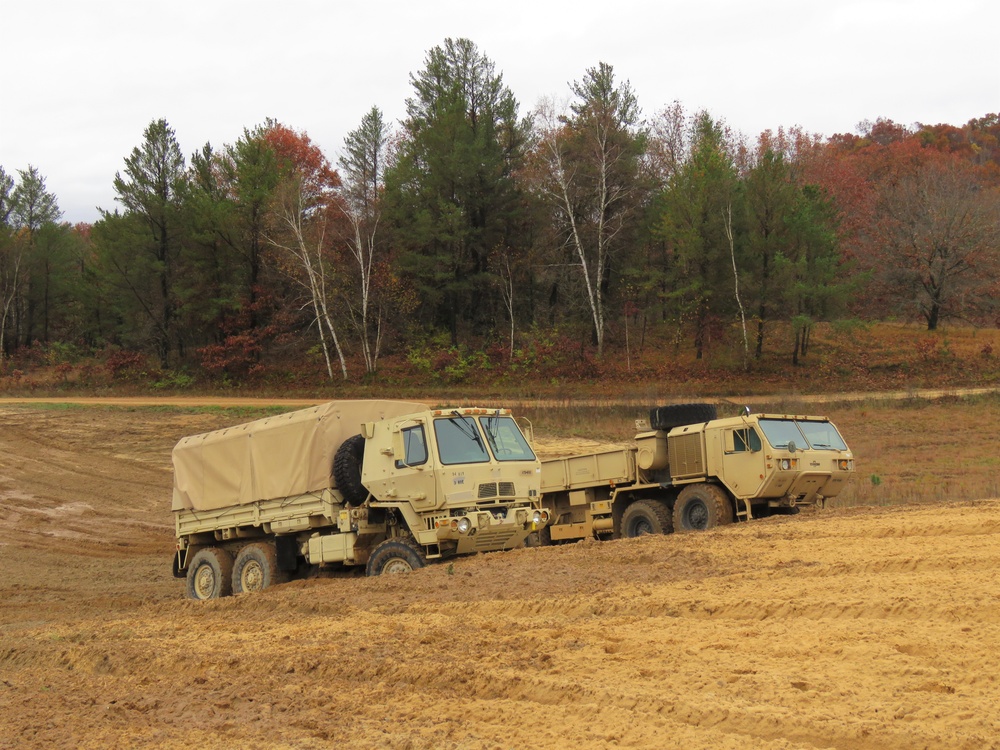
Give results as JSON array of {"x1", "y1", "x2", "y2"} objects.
[{"x1": 648, "y1": 403, "x2": 718, "y2": 432}]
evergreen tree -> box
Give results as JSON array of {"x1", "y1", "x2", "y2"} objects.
[
  {"x1": 385, "y1": 38, "x2": 528, "y2": 344},
  {"x1": 96, "y1": 119, "x2": 187, "y2": 366},
  {"x1": 6, "y1": 166, "x2": 63, "y2": 349},
  {"x1": 783, "y1": 184, "x2": 849, "y2": 363},
  {"x1": 656, "y1": 114, "x2": 741, "y2": 359},
  {"x1": 744, "y1": 148, "x2": 799, "y2": 358},
  {"x1": 185, "y1": 128, "x2": 284, "y2": 372}
]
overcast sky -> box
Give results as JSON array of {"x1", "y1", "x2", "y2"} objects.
[{"x1": 3, "y1": 0, "x2": 997, "y2": 225}]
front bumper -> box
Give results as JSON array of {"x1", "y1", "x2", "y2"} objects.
[{"x1": 435, "y1": 507, "x2": 550, "y2": 553}]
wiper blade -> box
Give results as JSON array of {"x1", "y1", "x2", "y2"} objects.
[{"x1": 449, "y1": 412, "x2": 482, "y2": 444}]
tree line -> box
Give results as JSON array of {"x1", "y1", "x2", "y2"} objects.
[{"x1": 2, "y1": 38, "x2": 999, "y2": 380}]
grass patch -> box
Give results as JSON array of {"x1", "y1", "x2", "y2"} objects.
[{"x1": 827, "y1": 393, "x2": 1000, "y2": 508}]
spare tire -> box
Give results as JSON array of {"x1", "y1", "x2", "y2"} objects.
[
  {"x1": 649, "y1": 403, "x2": 718, "y2": 432},
  {"x1": 333, "y1": 434, "x2": 368, "y2": 505}
]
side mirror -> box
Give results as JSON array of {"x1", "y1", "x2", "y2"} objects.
[
  {"x1": 516, "y1": 417, "x2": 534, "y2": 446},
  {"x1": 787, "y1": 440, "x2": 797, "y2": 454}
]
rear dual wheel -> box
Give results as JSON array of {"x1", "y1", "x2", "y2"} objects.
[
  {"x1": 186, "y1": 548, "x2": 233, "y2": 600},
  {"x1": 232, "y1": 543, "x2": 288, "y2": 594},
  {"x1": 185, "y1": 542, "x2": 289, "y2": 600}
]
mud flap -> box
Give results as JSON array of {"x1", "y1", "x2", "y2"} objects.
[
  {"x1": 275, "y1": 535, "x2": 299, "y2": 572},
  {"x1": 172, "y1": 549, "x2": 186, "y2": 578}
]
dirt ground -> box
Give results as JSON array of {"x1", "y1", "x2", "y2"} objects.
[{"x1": 1, "y1": 403, "x2": 999, "y2": 749}]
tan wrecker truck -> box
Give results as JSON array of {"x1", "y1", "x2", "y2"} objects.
[
  {"x1": 172, "y1": 400, "x2": 548, "y2": 599},
  {"x1": 540, "y1": 403, "x2": 854, "y2": 542}
]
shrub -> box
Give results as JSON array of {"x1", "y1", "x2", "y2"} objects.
[{"x1": 105, "y1": 349, "x2": 149, "y2": 380}]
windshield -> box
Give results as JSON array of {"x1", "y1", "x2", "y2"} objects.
[
  {"x1": 758, "y1": 418, "x2": 848, "y2": 451},
  {"x1": 434, "y1": 416, "x2": 490, "y2": 465},
  {"x1": 479, "y1": 415, "x2": 536, "y2": 462},
  {"x1": 796, "y1": 420, "x2": 848, "y2": 450},
  {"x1": 757, "y1": 419, "x2": 804, "y2": 450}
]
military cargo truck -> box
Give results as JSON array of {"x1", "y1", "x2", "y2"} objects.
[
  {"x1": 172, "y1": 400, "x2": 548, "y2": 599},
  {"x1": 539, "y1": 403, "x2": 853, "y2": 543}
]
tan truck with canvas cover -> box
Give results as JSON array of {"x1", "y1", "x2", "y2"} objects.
[
  {"x1": 539, "y1": 403, "x2": 854, "y2": 543},
  {"x1": 172, "y1": 400, "x2": 548, "y2": 599}
]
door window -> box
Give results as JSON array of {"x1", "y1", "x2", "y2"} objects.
[{"x1": 396, "y1": 424, "x2": 428, "y2": 468}]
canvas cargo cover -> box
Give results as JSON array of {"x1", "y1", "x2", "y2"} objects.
[{"x1": 171, "y1": 400, "x2": 428, "y2": 512}]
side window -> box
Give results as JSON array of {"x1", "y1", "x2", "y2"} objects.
[
  {"x1": 731, "y1": 428, "x2": 762, "y2": 453},
  {"x1": 396, "y1": 425, "x2": 427, "y2": 468}
]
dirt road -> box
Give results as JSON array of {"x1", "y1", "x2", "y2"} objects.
[{"x1": 1, "y1": 404, "x2": 999, "y2": 749}]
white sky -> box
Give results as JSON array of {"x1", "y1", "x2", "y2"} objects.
[{"x1": 3, "y1": 0, "x2": 998, "y2": 225}]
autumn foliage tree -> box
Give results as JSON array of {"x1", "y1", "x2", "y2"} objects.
[
  {"x1": 264, "y1": 122, "x2": 349, "y2": 379},
  {"x1": 869, "y1": 145, "x2": 1000, "y2": 329}
]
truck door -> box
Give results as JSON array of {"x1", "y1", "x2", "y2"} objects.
[
  {"x1": 391, "y1": 420, "x2": 438, "y2": 511},
  {"x1": 719, "y1": 426, "x2": 766, "y2": 498}
]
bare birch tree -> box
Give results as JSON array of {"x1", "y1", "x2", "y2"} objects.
[
  {"x1": 0, "y1": 235, "x2": 22, "y2": 361},
  {"x1": 533, "y1": 63, "x2": 645, "y2": 355},
  {"x1": 269, "y1": 178, "x2": 347, "y2": 380},
  {"x1": 264, "y1": 124, "x2": 348, "y2": 380},
  {"x1": 0, "y1": 166, "x2": 18, "y2": 360},
  {"x1": 338, "y1": 106, "x2": 390, "y2": 374},
  {"x1": 1, "y1": 166, "x2": 62, "y2": 360}
]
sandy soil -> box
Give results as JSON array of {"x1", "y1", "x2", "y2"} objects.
[{"x1": 1, "y1": 403, "x2": 999, "y2": 749}]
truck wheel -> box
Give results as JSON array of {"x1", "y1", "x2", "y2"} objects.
[
  {"x1": 523, "y1": 525, "x2": 552, "y2": 547},
  {"x1": 366, "y1": 538, "x2": 427, "y2": 576},
  {"x1": 673, "y1": 484, "x2": 734, "y2": 532},
  {"x1": 186, "y1": 548, "x2": 234, "y2": 600},
  {"x1": 334, "y1": 434, "x2": 369, "y2": 506},
  {"x1": 232, "y1": 543, "x2": 287, "y2": 594},
  {"x1": 649, "y1": 403, "x2": 718, "y2": 432},
  {"x1": 622, "y1": 499, "x2": 673, "y2": 537}
]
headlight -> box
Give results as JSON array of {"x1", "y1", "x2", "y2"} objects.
[
  {"x1": 532, "y1": 510, "x2": 542, "y2": 524},
  {"x1": 838, "y1": 459, "x2": 853, "y2": 471},
  {"x1": 457, "y1": 517, "x2": 472, "y2": 534},
  {"x1": 780, "y1": 459, "x2": 791, "y2": 470}
]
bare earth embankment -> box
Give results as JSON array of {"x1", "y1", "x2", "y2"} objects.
[{"x1": 1, "y1": 403, "x2": 999, "y2": 749}]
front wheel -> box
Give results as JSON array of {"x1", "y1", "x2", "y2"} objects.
[
  {"x1": 186, "y1": 547, "x2": 234, "y2": 600},
  {"x1": 523, "y1": 525, "x2": 552, "y2": 547},
  {"x1": 232, "y1": 543, "x2": 287, "y2": 594},
  {"x1": 366, "y1": 538, "x2": 427, "y2": 576},
  {"x1": 621, "y1": 499, "x2": 673, "y2": 537},
  {"x1": 673, "y1": 484, "x2": 734, "y2": 532}
]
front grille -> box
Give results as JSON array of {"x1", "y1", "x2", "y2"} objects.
[{"x1": 478, "y1": 482, "x2": 516, "y2": 499}]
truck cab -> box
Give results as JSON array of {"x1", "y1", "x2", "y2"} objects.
[
  {"x1": 687, "y1": 413, "x2": 854, "y2": 514},
  {"x1": 363, "y1": 408, "x2": 543, "y2": 557}
]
